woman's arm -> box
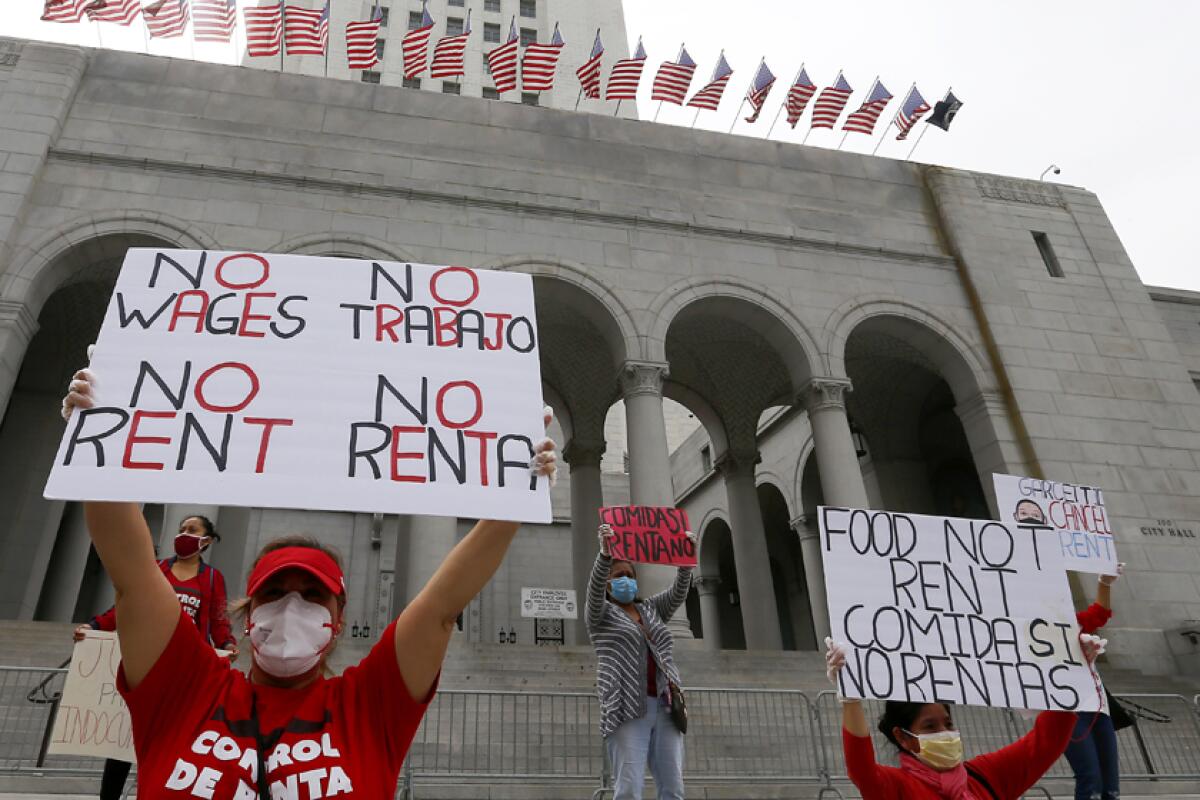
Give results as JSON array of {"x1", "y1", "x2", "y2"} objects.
[
  {"x1": 968, "y1": 710, "x2": 1076, "y2": 798},
  {"x1": 649, "y1": 566, "x2": 692, "y2": 623},
  {"x1": 586, "y1": 551, "x2": 612, "y2": 632}
]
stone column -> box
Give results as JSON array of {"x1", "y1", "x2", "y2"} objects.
[
  {"x1": 694, "y1": 575, "x2": 723, "y2": 651},
  {"x1": 791, "y1": 514, "x2": 830, "y2": 644},
  {"x1": 802, "y1": 379, "x2": 870, "y2": 508},
  {"x1": 620, "y1": 360, "x2": 691, "y2": 637},
  {"x1": 401, "y1": 515, "x2": 459, "y2": 605},
  {"x1": 564, "y1": 439, "x2": 605, "y2": 645},
  {"x1": 159, "y1": 505, "x2": 221, "y2": 559},
  {"x1": 0, "y1": 300, "x2": 37, "y2": 426},
  {"x1": 35, "y1": 502, "x2": 91, "y2": 622},
  {"x1": 715, "y1": 449, "x2": 783, "y2": 651}
]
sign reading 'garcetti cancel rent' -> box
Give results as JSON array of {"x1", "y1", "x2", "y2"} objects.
[
  {"x1": 599, "y1": 505, "x2": 696, "y2": 566},
  {"x1": 993, "y1": 473, "x2": 1118, "y2": 576},
  {"x1": 44, "y1": 249, "x2": 551, "y2": 523}
]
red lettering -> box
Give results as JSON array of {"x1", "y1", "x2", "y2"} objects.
[
  {"x1": 194, "y1": 362, "x2": 260, "y2": 413},
  {"x1": 376, "y1": 304, "x2": 404, "y2": 343},
  {"x1": 483, "y1": 312, "x2": 512, "y2": 351},
  {"x1": 122, "y1": 410, "x2": 176, "y2": 470},
  {"x1": 237, "y1": 292, "x2": 277, "y2": 338},
  {"x1": 464, "y1": 430, "x2": 498, "y2": 485},
  {"x1": 243, "y1": 417, "x2": 293, "y2": 473},
  {"x1": 429, "y1": 266, "x2": 480, "y2": 307},
  {"x1": 435, "y1": 381, "x2": 483, "y2": 429},
  {"x1": 390, "y1": 425, "x2": 427, "y2": 482},
  {"x1": 168, "y1": 290, "x2": 209, "y2": 333},
  {"x1": 215, "y1": 253, "x2": 270, "y2": 290},
  {"x1": 433, "y1": 307, "x2": 460, "y2": 346}
]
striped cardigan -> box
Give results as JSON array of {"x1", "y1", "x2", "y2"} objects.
[{"x1": 585, "y1": 552, "x2": 693, "y2": 738}]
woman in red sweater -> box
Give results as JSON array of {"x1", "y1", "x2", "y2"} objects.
[{"x1": 825, "y1": 634, "x2": 1106, "y2": 800}]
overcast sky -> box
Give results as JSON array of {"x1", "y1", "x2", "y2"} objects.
[{"x1": 10, "y1": 0, "x2": 1199, "y2": 290}]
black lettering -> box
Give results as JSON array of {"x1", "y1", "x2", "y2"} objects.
[
  {"x1": 456, "y1": 310, "x2": 486, "y2": 350},
  {"x1": 1048, "y1": 664, "x2": 1080, "y2": 709},
  {"x1": 150, "y1": 250, "x2": 205, "y2": 289},
  {"x1": 428, "y1": 428, "x2": 466, "y2": 484},
  {"x1": 348, "y1": 421, "x2": 390, "y2": 478},
  {"x1": 497, "y1": 434, "x2": 535, "y2": 489},
  {"x1": 63, "y1": 408, "x2": 130, "y2": 467},
  {"x1": 404, "y1": 305, "x2": 433, "y2": 346},
  {"x1": 271, "y1": 295, "x2": 307, "y2": 339},
  {"x1": 176, "y1": 413, "x2": 232, "y2": 471},
  {"x1": 116, "y1": 292, "x2": 176, "y2": 329},
  {"x1": 375, "y1": 375, "x2": 427, "y2": 425},
  {"x1": 900, "y1": 653, "x2": 929, "y2": 701},
  {"x1": 339, "y1": 303, "x2": 371, "y2": 340},
  {"x1": 130, "y1": 360, "x2": 191, "y2": 410},
  {"x1": 506, "y1": 316, "x2": 536, "y2": 353},
  {"x1": 370, "y1": 262, "x2": 413, "y2": 303}
]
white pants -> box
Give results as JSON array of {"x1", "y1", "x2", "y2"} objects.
[{"x1": 605, "y1": 695, "x2": 685, "y2": 800}]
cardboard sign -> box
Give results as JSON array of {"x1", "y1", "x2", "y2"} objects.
[
  {"x1": 43, "y1": 249, "x2": 551, "y2": 523},
  {"x1": 993, "y1": 473, "x2": 1119, "y2": 576},
  {"x1": 819, "y1": 506, "x2": 1100, "y2": 712},
  {"x1": 599, "y1": 505, "x2": 696, "y2": 566},
  {"x1": 48, "y1": 631, "x2": 135, "y2": 762},
  {"x1": 520, "y1": 587, "x2": 578, "y2": 618}
]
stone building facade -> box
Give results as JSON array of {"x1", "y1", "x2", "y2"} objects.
[{"x1": 2, "y1": 36, "x2": 1199, "y2": 677}]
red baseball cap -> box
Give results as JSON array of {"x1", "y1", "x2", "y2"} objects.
[{"x1": 246, "y1": 546, "x2": 345, "y2": 597}]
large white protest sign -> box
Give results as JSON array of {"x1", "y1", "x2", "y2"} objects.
[
  {"x1": 44, "y1": 249, "x2": 551, "y2": 523},
  {"x1": 993, "y1": 473, "x2": 1118, "y2": 576},
  {"x1": 49, "y1": 631, "x2": 135, "y2": 762},
  {"x1": 521, "y1": 587, "x2": 578, "y2": 618},
  {"x1": 820, "y1": 506, "x2": 1100, "y2": 712}
]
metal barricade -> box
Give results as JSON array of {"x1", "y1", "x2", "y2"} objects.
[{"x1": 0, "y1": 664, "x2": 103, "y2": 774}]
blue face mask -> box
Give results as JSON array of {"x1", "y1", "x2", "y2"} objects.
[{"x1": 610, "y1": 576, "x2": 637, "y2": 604}]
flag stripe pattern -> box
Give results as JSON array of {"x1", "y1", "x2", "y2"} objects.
[
  {"x1": 894, "y1": 86, "x2": 930, "y2": 140},
  {"x1": 245, "y1": 2, "x2": 283, "y2": 56},
  {"x1": 41, "y1": 0, "x2": 87, "y2": 23},
  {"x1": 843, "y1": 80, "x2": 893, "y2": 134},
  {"x1": 193, "y1": 0, "x2": 236, "y2": 42},
  {"x1": 605, "y1": 41, "x2": 646, "y2": 100},
  {"x1": 86, "y1": 0, "x2": 141, "y2": 25},
  {"x1": 401, "y1": 4, "x2": 435, "y2": 78},
  {"x1": 346, "y1": 9, "x2": 383, "y2": 69},
  {"x1": 522, "y1": 26, "x2": 564, "y2": 92},
  {"x1": 744, "y1": 60, "x2": 776, "y2": 122},
  {"x1": 144, "y1": 0, "x2": 190, "y2": 38},
  {"x1": 429, "y1": 13, "x2": 471, "y2": 78},
  {"x1": 810, "y1": 73, "x2": 853, "y2": 129},
  {"x1": 785, "y1": 68, "x2": 817, "y2": 128},
  {"x1": 576, "y1": 31, "x2": 604, "y2": 99},
  {"x1": 651, "y1": 47, "x2": 696, "y2": 105},
  {"x1": 686, "y1": 53, "x2": 732, "y2": 111},
  {"x1": 285, "y1": 2, "x2": 329, "y2": 55},
  {"x1": 486, "y1": 22, "x2": 519, "y2": 93}
]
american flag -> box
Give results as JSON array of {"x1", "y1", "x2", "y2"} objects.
[
  {"x1": 244, "y1": 2, "x2": 283, "y2": 56},
  {"x1": 401, "y1": 1, "x2": 435, "y2": 78},
  {"x1": 430, "y1": 9, "x2": 471, "y2": 78},
  {"x1": 40, "y1": 0, "x2": 90, "y2": 23},
  {"x1": 346, "y1": 3, "x2": 384, "y2": 70},
  {"x1": 143, "y1": 0, "x2": 190, "y2": 38},
  {"x1": 604, "y1": 38, "x2": 645, "y2": 100},
  {"x1": 193, "y1": 0, "x2": 236, "y2": 42},
  {"x1": 894, "y1": 86, "x2": 931, "y2": 140},
  {"x1": 522, "y1": 23, "x2": 565, "y2": 92},
  {"x1": 810, "y1": 72, "x2": 853, "y2": 129},
  {"x1": 485, "y1": 18, "x2": 519, "y2": 93},
  {"x1": 686, "y1": 52, "x2": 732, "y2": 112},
  {"x1": 575, "y1": 30, "x2": 604, "y2": 99},
  {"x1": 784, "y1": 67, "x2": 817, "y2": 128},
  {"x1": 842, "y1": 79, "x2": 892, "y2": 135},
  {"x1": 743, "y1": 60, "x2": 776, "y2": 122},
  {"x1": 651, "y1": 46, "x2": 696, "y2": 105},
  {"x1": 284, "y1": 1, "x2": 329, "y2": 56},
  {"x1": 86, "y1": 0, "x2": 141, "y2": 24}
]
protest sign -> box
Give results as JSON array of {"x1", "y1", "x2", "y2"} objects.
[
  {"x1": 48, "y1": 631, "x2": 135, "y2": 762},
  {"x1": 819, "y1": 506, "x2": 1100, "y2": 712},
  {"x1": 521, "y1": 587, "x2": 578, "y2": 618},
  {"x1": 599, "y1": 505, "x2": 696, "y2": 566},
  {"x1": 993, "y1": 473, "x2": 1118, "y2": 576},
  {"x1": 44, "y1": 249, "x2": 551, "y2": 523}
]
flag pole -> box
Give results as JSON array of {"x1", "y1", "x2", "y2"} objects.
[
  {"x1": 873, "y1": 81, "x2": 913, "y2": 156},
  {"x1": 907, "y1": 85, "x2": 950, "y2": 160},
  {"x1": 280, "y1": 3, "x2": 285, "y2": 72},
  {"x1": 654, "y1": 42, "x2": 684, "y2": 123},
  {"x1": 731, "y1": 55, "x2": 762, "y2": 134},
  {"x1": 693, "y1": 48, "x2": 725, "y2": 129},
  {"x1": 728, "y1": 98, "x2": 746, "y2": 133},
  {"x1": 838, "y1": 74, "x2": 876, "y2": 150},
  {"x1": 614, "y1": 99, "x2": 621, "y2": 116},
  {"x1": 766, "y1": 63, "x2": 802, "y2": 140}
]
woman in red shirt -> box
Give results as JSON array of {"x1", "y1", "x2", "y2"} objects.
[
  {"x1": 62, "y1": 368, "x2": 558, "y2": 800},
  {"x1": 825, "y1": 634, "x2": 1106, "y2": 800}
]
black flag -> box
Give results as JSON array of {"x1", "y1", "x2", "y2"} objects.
[{"x1": 926, "y1": 91, "x2": 963, "y2": 131}]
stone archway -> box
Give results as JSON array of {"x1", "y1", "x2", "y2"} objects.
[{"x1": 697, "y1": 515, "x2": 744, "y2": 650}]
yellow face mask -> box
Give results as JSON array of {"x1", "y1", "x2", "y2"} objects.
[{"x1": 906, "y1": 729, "x2": 964, "y2": 771}]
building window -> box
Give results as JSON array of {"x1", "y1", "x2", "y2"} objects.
[
  {"x1": 700, "y1": 445, "x2": 712, "y2": 473},
  {"x1": 1032, "y1": 231, "x2": 1064, "y2": 278},
  {"x1": 448, "y1": 0, "x2": 464, "y2": 5},
  {"x1": 482, "y1": 52, "x2": 491, "y2": 73},
  {"x1": 521, "y1": 92, "x2": 539, "y2": 105},
  {"x1": 442, "y1": 81, "x2": 461, "y2": 94},
  {"x1": 482, "y1": 87, "x2": 500, "y2": 99},
  {"x1": 378, "y1": 7, "x2": 389, "y2": 26},
  {"x1": 520, "y1": 27, "x2": 537, "y2": 47},
  {"x1": 483, "y1": 22, "x2": 501, "y2": 42},
  {"x1": 446, "y1": 17, "x2": 463, "y2": 36},
  {"x1": 484, "y1": 0, "x2": 500, "y2": 10},
  {"x1": 622, "y1": 453, "x2": 630, "y2": 474},
  {"x1": 361, "y1": 70, "x2": 381, "y2": 83},
  {"x1": 375, "y1": 39, "x2": 386, "y2": 58},
  {"x1": 520, "y1": 0, "x2": 536, "y2": 17},
  {"x1": 408, "y1": 10, "x2": 424, "y2": 29},
  {"x1": 402, "y1": 77, "x2": 421, "y2": 89}
]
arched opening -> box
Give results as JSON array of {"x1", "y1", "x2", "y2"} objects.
[
  {"x1": 697, "y1": 516, "x2": 744, "y2": 650},
  {"x1": 757, "y1": 482, "x2": 816, "y2": 651}
]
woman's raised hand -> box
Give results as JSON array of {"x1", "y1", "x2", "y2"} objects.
[
  {"x1": 824, "y1": 637, "x2": 848, "y2": 687},
  {"x1": 61, "y1": 368, "x2": 98, "y2": 421},
  {"x1": 598, "y1": 523, "x2": 616, "y2": 557},
  {"x1": 1080, "y1": 633, "x2": 1107, "y2": 665},
  {"x1": 530, "y1": 406, "x2": 558, "y2": 487},
  {"x1": 1098, "y1": 562, "x2": 1125, "y2": 587}
]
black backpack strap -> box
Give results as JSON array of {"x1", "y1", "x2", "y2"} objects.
[{"x1": 965, "y1": 764, "x2": 1001, "y2": 800}]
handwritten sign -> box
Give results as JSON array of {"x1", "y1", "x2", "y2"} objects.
[
  {"x1": 520, "y1": 587, "x2": 578, "y2": 618},
  {"x1": 599, "y1": 505, "x2": 695, "y2": 566},
  {"x1": 993, "y1": 473, "x2": 1118, "y2": 576},
  {"x1": 43, "y1": 249, "x2": 550, "y2": 523},
  {"x1": 49, "y1": 631, "x2": 135, "y2": 762},
  {"x1": 820, "y1": 506, "x2": 1100, "y2": 712}
]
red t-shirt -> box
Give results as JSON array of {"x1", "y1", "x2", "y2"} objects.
[{"x1": 118, "y1": 608, "x2": 434, "y2": 799}]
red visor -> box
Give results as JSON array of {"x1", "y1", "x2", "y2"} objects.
[{"x1": 246, "y1": 546, "x2": 345, "y2": 597}]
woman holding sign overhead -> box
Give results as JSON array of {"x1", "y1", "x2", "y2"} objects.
[
  {"x1": 61, "y1": 367, "x2": 558, "y2": 800},
  {"x1": 587, "y1": 522, "x2": 694, "y2": 800}
]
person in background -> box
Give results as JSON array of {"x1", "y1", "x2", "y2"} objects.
[
  {"x1": 586, "y1": 523, "x2": 694, "y2": 800},
  {"x1": 1068, "y1": 562, "x2": 1126, "y2": 800},
  {"x1": 72, "y1": 514, "x2": 238, "y2": 800}
]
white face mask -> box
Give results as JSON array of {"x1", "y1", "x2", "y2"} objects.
[{"x1": 249, "y1": 591, "x2": 334, "y2": 678}]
